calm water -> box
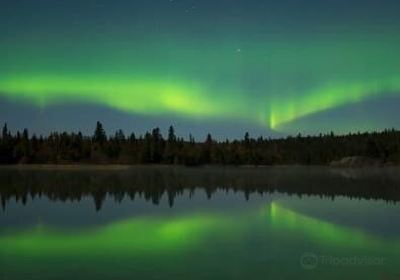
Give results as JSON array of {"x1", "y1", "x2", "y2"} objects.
[{"x1": 1, "y1": 166, "x2": 400, "y2": 279}]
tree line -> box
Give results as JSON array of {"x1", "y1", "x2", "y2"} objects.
[{"x1": 0, "y1": 121, "x2": 400, "y2": 165}]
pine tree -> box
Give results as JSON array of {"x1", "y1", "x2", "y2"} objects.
[
  {"x1": 2, "y1": 123, "x2": 9, "y2": 140},
  {"x1": 93, "y1": 121, "x2": 107, "y2": 144},
  {"x1": 168, "y1": 126, "x2": 176, "y2": 143}
]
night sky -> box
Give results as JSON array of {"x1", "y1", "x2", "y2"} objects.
[{"x1": 1, "y1": 0, "x2": 400, "y2": 139}]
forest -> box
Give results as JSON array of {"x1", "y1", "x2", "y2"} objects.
[{"x1": 0, "y1": 121, "x2": 400, "y2": 165}]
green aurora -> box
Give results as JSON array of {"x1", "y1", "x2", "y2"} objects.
[
  {"x1": 1, "y1": 202, "x2": 399, "y2": 257},
  {"x1": 1, "y1": 0, "x2": 400, "y2": 133},
  {"x1": 268, "y1": 202, "x2": 400, "y2": 250},
  {"x1": 0, "y1": 214, "x2": 234, "y2": 257}
]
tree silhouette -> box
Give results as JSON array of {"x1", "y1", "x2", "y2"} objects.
[
  {"x1": 93, "y1": 121, "x2": 107, "y2": 144},
  {"x1": 0, "y1": 122, "x2": 399, "y2": 165},
  {"x1": 2, "y1": 123, "x2": 9, "y2": 140},
  {"x1": 168, "y1": 126, "x2": 176, "y2": 143}
]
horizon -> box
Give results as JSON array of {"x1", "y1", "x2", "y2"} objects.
[{"x1": 2, "y1": 121, "x2": 400, "y2": 142}]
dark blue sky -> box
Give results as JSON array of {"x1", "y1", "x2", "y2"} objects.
[{"x1": 1, "y1": 0, "x2": 400, "y2": 138}]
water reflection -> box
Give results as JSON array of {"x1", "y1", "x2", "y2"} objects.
[
  {"x1": 1, "y1": 199, "x2": 399, "y2": 269},
  {"x1": 0, "y1": 214, "x2": 237, "y2": 257},
  {"x1": 1, "y1": 166, "x2": 400, "y2": 279},
  {"x1": 1, "y1": 166, "x2": 400, "y2": 211},
  {"x1": 0, "y1": 201, "x2": 400, "y2": 256},
  {"x1": 268, "y1": 202, "x2": 400, "y2": 250}
]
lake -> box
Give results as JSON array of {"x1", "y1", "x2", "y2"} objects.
[{"x1": 0, "y1": 166, "x2": 400, "y2": 279}]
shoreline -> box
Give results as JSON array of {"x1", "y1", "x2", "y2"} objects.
[{"x1": 0, "y1": 163, "x2": 397, "y2": 170}]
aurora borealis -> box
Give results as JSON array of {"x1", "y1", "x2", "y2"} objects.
[
  {"x1": 1, "y1": 0, "x2": 400, "y2": 136},
  {"x1": 1, "y1": 199, "x2": 400, "y2": 279}
]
